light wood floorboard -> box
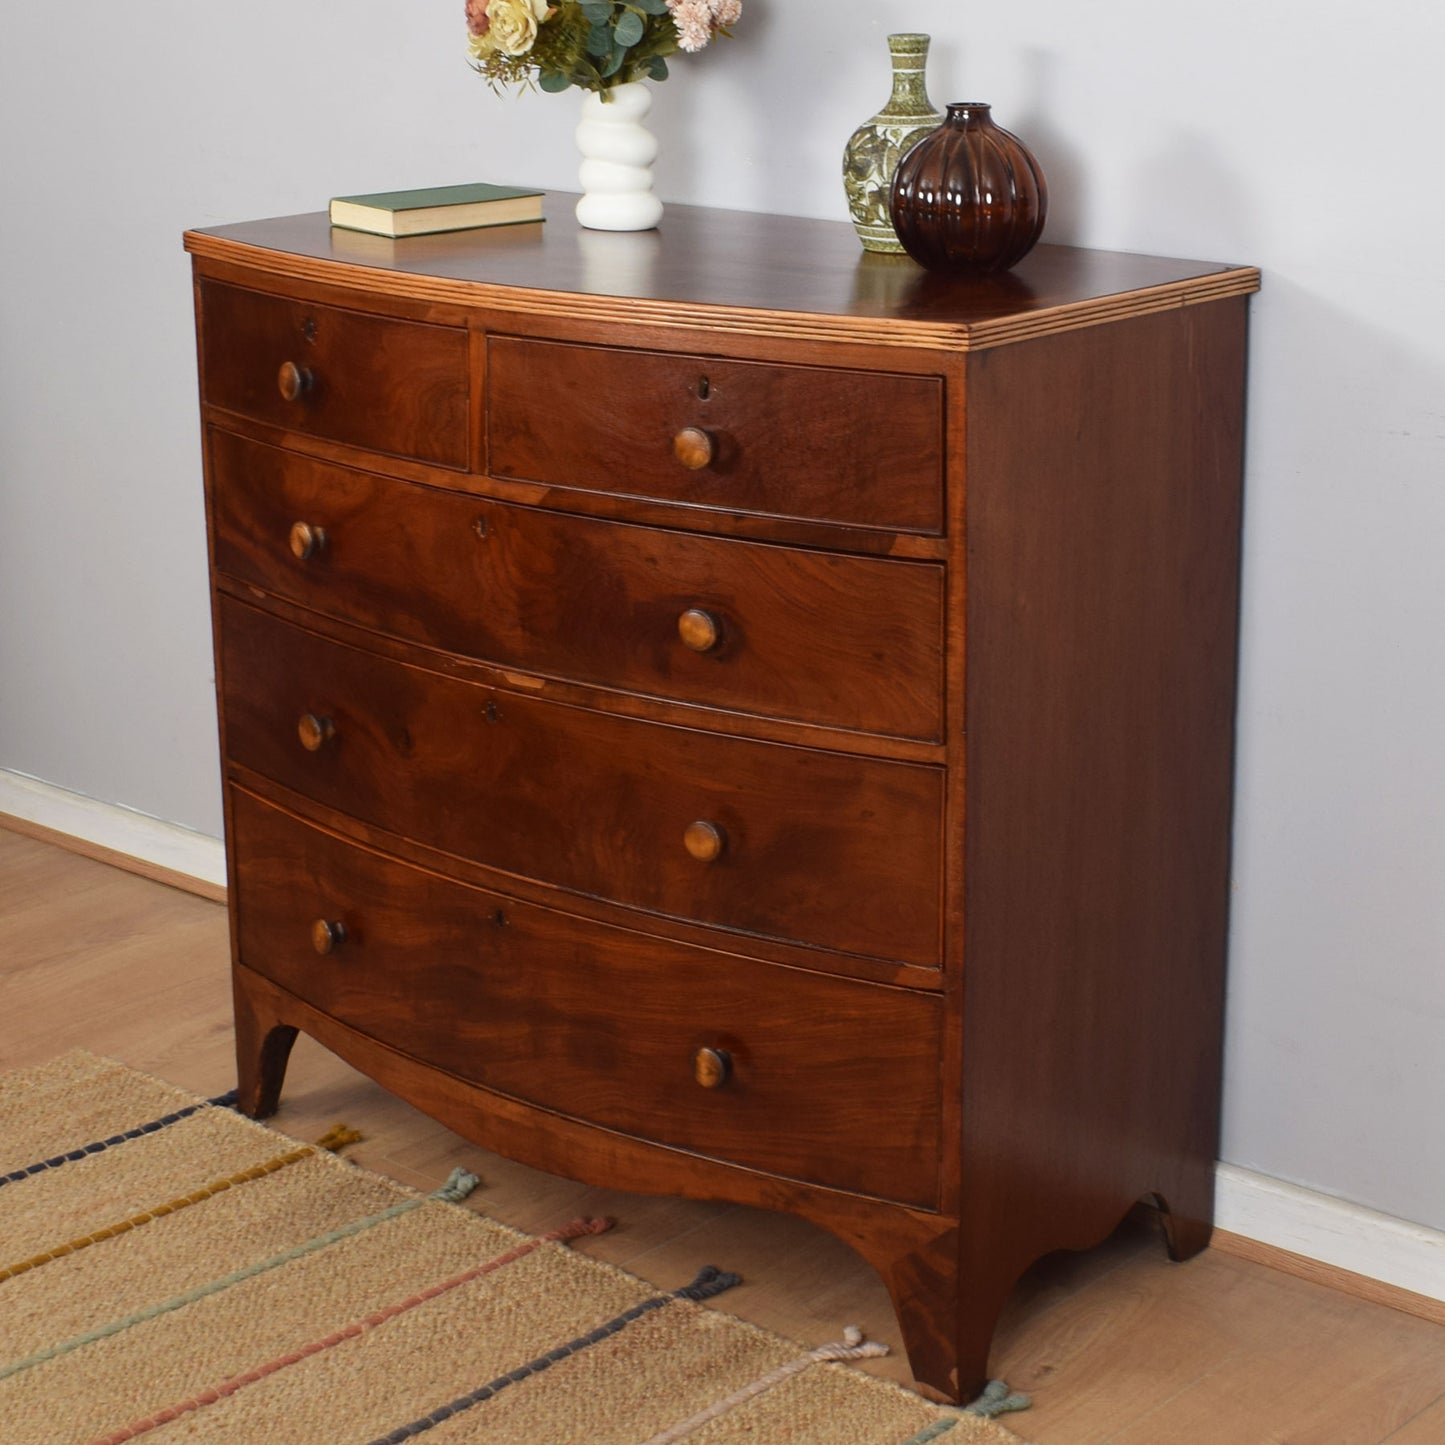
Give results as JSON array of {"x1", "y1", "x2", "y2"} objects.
[
  {"x1": 1381, "y1": 1394, "x2": 1445, "y2": 1444},
  {"x1": 4, "y1": 826, "x2": 1445, "y2": 1442}
]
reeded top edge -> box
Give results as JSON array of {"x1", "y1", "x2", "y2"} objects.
[{"x1": 184, "y1": 200, "x2": 1260, "y2": 353}]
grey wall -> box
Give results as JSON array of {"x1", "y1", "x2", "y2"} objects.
[{"x1": 3, "y1": 3, "x2": 1443, "y2": 1232}]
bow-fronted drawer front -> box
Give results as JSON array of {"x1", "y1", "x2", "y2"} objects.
[
  {"x1": 218, "y1": 597, "x2": 945, "y2": 968},
  {"x1": 197, "y1": 281, "x2": 469, "y2": 467},
  {"x1": 208, "y1": 430, "x2": 947, "y2": 741},
  {"x1": 487, "y1": 335, "x2": 944, "y2": 533},
  {"x1": 231, "y1": 789, "x2": 944, "y2": 1209}
]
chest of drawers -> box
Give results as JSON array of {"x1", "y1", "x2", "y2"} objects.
[{"x1": 186, "y1": 203, "x2": 1257, "y2": 1402}]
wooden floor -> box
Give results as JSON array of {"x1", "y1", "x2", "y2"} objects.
[{"x1": 4, "y1": 826, "x2": 1445, "y2": 1443}]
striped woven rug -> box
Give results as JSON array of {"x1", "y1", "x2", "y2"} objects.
[{"x1": 0, "y1": 1053, "x2": 1030, "y2": 1444}]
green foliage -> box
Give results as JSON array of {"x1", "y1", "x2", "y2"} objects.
[{"x1": 471, "y1": 1, "x2": 686, "y2": 94}]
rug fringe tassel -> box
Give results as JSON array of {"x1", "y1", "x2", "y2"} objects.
[
  {"x1": 313, "y1": 1124, "x2": 363, "y2": 1153},
  {"x1": 547, "y1": 1216, "x2": 614, "y2": 1244},
  {"x1": 430, "y1": 1167, "x2": 481, "y2": 1202},
  {"x1": 676, "y1": 1265, "x2": 743, "y2": 1301},
  {"x1": 963, "y1": 1379, "x2": 1031, "y2": 1417},
  {"x1": 635, "y1": 1324, "x2": 886, "y2": 1445},
  {"x1": 810, "y1": 1325, "x2": 889, "y2": 1363}
]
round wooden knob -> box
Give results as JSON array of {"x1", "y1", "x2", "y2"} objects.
[
  {"x1": 693, "y1": 1047, "x2": 732, "y2": 1090},
  {"x1": 277, "y1": 360, "x2": 314, "y2": 402},
  {"x1": 310, "y1": 919, "x2": 346, "y2": 955},
  {"x1": 289, "y1": 522, "x2": 326, "y2": 561},
  {"x1": 678, "y1": 608, "x2": 721, "y2": 653},
  {"x1": 683, "y1": 820, "x2": 725, "y2": 862},
  {"x1": 673, "y1": 426, "x2": 715, "y2": 470},
  {"x1": 297, "y1": 713, "x2": 335, "y2": 752}
]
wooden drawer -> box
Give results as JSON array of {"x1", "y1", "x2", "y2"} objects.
[
  {"x1": 197, "y1": 282, "x2": 469, "y2": 467},
  {"x1": 231, "y1": 789, "x2": 942, "y2": 1207},
  {"x1": 219, "y1": 598, "x2": 944, "y2": 967},
  {"x1": 487, "y1": 336, "x2": 944, "y2": 533},
  {"x1": 208, "y1": 431, "x2": 946, "y2": 740}
]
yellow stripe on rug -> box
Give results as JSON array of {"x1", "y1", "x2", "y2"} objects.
[{"x1": 0, "y1": 1143, "x2": 314, "y2": 1283}]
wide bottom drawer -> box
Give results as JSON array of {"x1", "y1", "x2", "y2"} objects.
[{"x1": 231, "y1": 789, "x2": 943, "y2": 1209}]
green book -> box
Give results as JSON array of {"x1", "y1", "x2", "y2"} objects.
[{"x1": 329, "y1": 183, "x2": 545, "y2": 238}]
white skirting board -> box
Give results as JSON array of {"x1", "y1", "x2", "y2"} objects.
[
  {"x1": 3, "y1": 766, "x2": 1443, "y2": 1305},
  {"x1": 1215, "y1": 1163, "x2": 1445, "y2": 1303},
  {"x1": 0, "y1": 768, "x2": 226, "y2": 892}
]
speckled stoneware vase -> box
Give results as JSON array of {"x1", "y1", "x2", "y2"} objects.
[{"x1": 842, "y1": 33, "x2": 944, "y2": 253}]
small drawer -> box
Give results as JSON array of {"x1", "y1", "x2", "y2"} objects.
[
  {"x1": 208, "y1": 431, "x2": 946, "y2": 740},
  {"x1": 487, "y1": 336, "x2": 944, "y2": 533},
  {"x1": 219, "y1": 599, "x2": 944, "y2": 967},
  {"x1": 231, "y1": 790, "x2": 943, "y2": 1207},
  {"x1": 197, "y1": 282, "x2": 469, "y2": 466}
]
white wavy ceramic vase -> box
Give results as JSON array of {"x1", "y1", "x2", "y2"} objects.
[{"x1": 575, "y1": 82, "x2": 663, "y2": 231}]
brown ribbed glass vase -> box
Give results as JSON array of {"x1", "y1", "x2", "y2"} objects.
[{"x1": 890, "y1": 103, "x2": 1048, "y2": 273}]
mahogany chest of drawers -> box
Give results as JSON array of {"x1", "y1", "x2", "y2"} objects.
[{"x1": 185, "y1": 202, "x2": 1257, "y2": 1402}]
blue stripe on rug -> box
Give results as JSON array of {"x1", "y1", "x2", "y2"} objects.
[
  {"x1": 365, "y1": 1266, "x2": 742, "y2": 1444},
  {"x1": 0, "y1": 1091, "x2": 239, "y2": 1190}
]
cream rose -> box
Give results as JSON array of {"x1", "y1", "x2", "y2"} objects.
[{"x1": 477, "y1": 0, "x2": 547, "y2": 57}]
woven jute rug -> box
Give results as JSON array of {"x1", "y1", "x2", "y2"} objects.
[{"x1": 0, "y1": 1052, "x2": 1031, "y2": 1444}]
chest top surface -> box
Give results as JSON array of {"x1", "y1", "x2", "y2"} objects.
[{"x1": 185, "y1": 196, "x2": 1259, "y2": 350}]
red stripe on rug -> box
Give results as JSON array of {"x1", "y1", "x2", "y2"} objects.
[{"x1": 88, "y1": 1217, "x2": 612, "y2": 1445}]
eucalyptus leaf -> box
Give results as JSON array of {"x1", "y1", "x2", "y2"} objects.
[
  {"x1": 636, "y1": 0, "x2": 669, "y2": 13},
  {"x1": 586, "y1": 22, "x2": 613, "y2": 55},
  {"x1": 647, "y1": 55, "x2": 669, "y2": 80},
  {"x1": 580, "y1": 0, "x2": 612, "y2": 23},
  {"x1": 613, "y1": 9, "x2": 644, "y2": 46},
  {"x1": 601, "y1": 44, "x2": 626, "y2": 76},
  {"x1": 538, "y1": 69, "x2": 572, "y2": 92}
]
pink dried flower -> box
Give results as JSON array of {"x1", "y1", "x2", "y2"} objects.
[
  {"x1": 466, "y1": 0, "x2": 490, "y2": 37},
  {"x1": 666, "y1": 0, "x2": 713, "y2": 52}
]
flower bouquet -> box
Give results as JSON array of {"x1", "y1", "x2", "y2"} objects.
[
  {"x1": 466, "y1": 0, "x2": 739, "y2": 95},
  {"x1": 465, "y1": 0, "x2": 741, "y2": 231}
]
